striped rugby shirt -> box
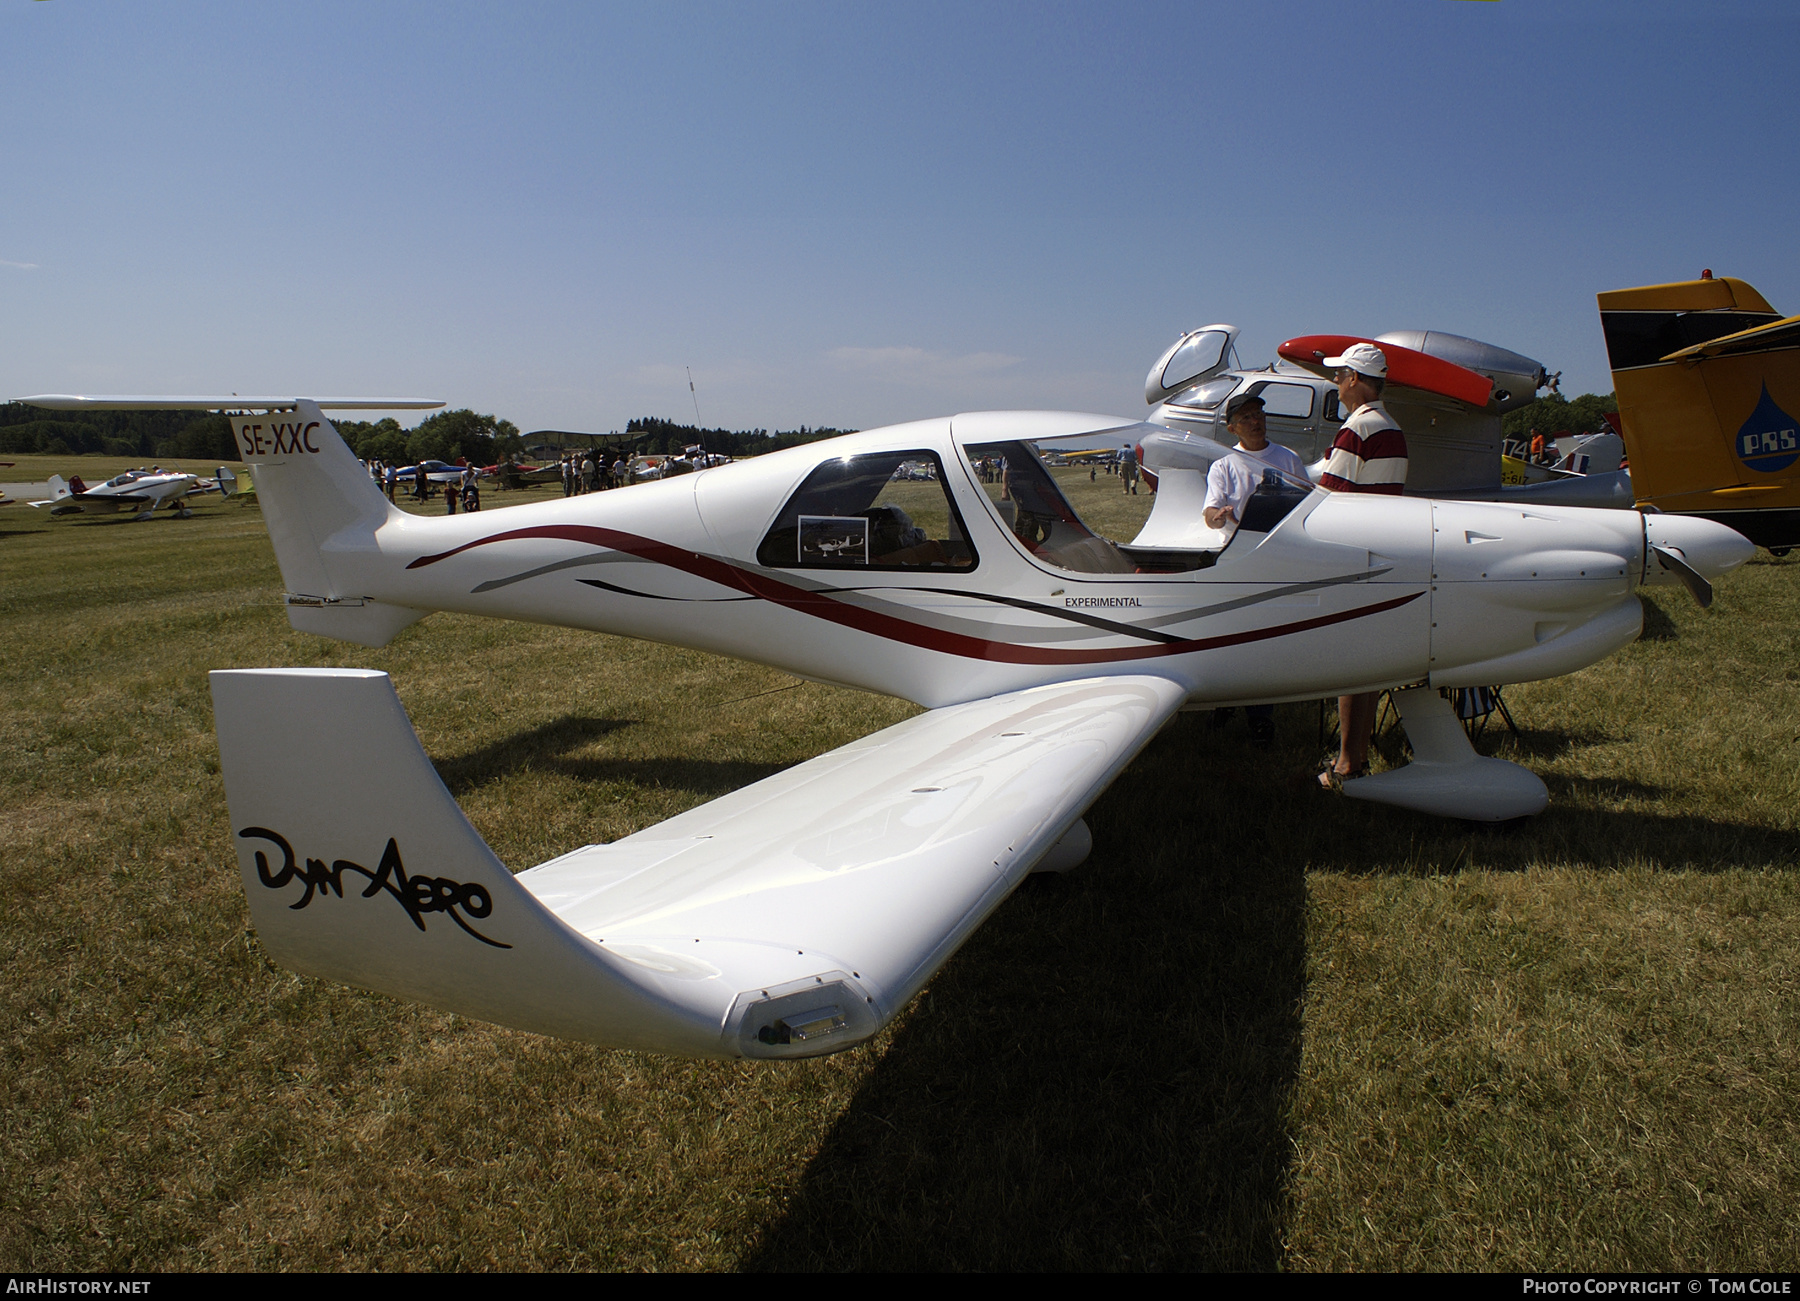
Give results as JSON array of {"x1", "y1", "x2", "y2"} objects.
[{"x1": 1319, "y1": 401, "x2": 1407, "y2": 494}]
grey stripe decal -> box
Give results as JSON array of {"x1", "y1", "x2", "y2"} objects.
[
  {"x1": 577, "y1": 577, "x2": 755, "y2": 603},
  {"x1": 471, "y1": 551, "x2": 641, "y2": 593},
  {"x1": 1137, "y1": 569, "x2": 1390, "y2": 628},
  {"x1": 912, "y1": 588, "x2": 1185, "y2": 643}
]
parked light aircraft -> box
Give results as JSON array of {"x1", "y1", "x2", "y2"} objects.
[
  {"x1": 1147, "y1": 277, "x2": 1800, "y2": 556},
  {"x1": 390, "y1": 458, "x2": 471, "y2": 488},
  {"x1": 29, "y1": 465, "x2": 236, "y2": 520},
  {"x1": 21, "y1": 393, "x2": 1754, "y2": 1060},
  {"x1": 1598, "y1": 273, "x2": 1800, "y2": 554},
  {"x1": 1143, "y1": 324, "x2": 1634, "y2": 510}
]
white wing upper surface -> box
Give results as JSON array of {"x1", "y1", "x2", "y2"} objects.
[{"x1": 212, "y1": 668, "x2": 1186, "y2": 1059}]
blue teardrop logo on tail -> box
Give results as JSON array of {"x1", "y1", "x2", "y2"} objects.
[{"x1": 1736, "y1": 384, "x2": 1800, "y2": 473}]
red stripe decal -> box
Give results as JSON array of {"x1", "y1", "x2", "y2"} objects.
[{"x1": 407, "y1": 526, "x2": 1422, "y2": 664}]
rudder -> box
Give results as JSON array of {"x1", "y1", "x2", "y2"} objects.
[{"x1": 228, "y1": 401, "x2": 428, "y2": 644}]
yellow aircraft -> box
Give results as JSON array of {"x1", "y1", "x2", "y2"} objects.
[{"x1": 1600, "y1": 272, "x2": 1800, "y2": 554}]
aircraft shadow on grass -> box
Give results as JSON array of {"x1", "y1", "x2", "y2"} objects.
[
  {"x1": 746, "y1": 721, "x2": 1306, "y2": 1270},
  {"x1": 430, "y1": 713, "x2": 786, "y2": 801},
  {"x1": 741, "y1": 708, "x2": 1795, "y2": 1268},
  {"x1": 1470, "y1": 725, "x2": 1620, "y2": 763},
  {"x1": 1637, "y1": 598, "x2": 1680, "y2": 641}
]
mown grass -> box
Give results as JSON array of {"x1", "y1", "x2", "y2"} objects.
[{"x1": 1, "y1": 469, "x2": 1796, "y2": 1271}]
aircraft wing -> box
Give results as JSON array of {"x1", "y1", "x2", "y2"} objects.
[
  {"x1": 32, "y1": 493, "x2": 138, "y2": 513},
  {"x1": 1278, "y1": 334, "x2": 1495, "y2": 409},
  {"x1": 212, "y1": 667, "x2": 1187, "y2": 1059},
  {"x1": 18, "y1": 395, "x2": 444, "y2": 411},
  {"x1": 1659, "y1": 314, "x2": 1800, "y2": 361}
]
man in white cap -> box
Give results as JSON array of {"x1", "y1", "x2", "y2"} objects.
[
  {"x1": 1318, "y1": 342, "x2": 1406, "y2": 494},
  {"x1": 1317, "y1": 341, "x2": 1408, "y2": 786}
]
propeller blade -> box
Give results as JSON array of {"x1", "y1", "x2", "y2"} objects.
[{"x1": 1650, "y1": 544, "x2": 1714, "y2": 608}]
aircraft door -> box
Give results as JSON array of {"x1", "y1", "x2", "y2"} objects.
[{"x1": 1145, "y1": 326, "x2": 1241, "y2": 405}]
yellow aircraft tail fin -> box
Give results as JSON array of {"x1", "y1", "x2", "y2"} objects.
[{"x1": 1598, "y1": 274, "x2": 1800, "y2": 551}]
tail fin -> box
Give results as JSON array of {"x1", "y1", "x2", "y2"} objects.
[
  {"x1": 210, "y1": 668, "x2": 735, "y2": 1057},
  {"x1": 46, "y1": 474, "x2": 70, "y2": 500},
  {"x1": 227, "y1": 401, "x2": 427, "y2": 645},
  {"x1": 215, "y1": 466, "x2": 236, "y2": 498},
  {"x1": 1598, "y1": 275, "x2": 1800, "y2": 549}
]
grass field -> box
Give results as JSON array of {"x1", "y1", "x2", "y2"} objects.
[{"x1": 2, "y1": 458, "x2": 1797, "y2": 1271}]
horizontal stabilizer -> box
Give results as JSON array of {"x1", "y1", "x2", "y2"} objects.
[
  {"x1": 1659, "y1": 314, "x2": 1800, "y2": 362},
  {"x1": 212, "y1": 667, "x2": 1187, "y2": 1059},
  {"x1": 17, "y1": 395, "x2": 445, "y2": 412}
]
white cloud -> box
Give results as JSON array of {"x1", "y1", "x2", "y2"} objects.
[{"x1": 1, "y1": 260, "x2": 39, "y2": 270}]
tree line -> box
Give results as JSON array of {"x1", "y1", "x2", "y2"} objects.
[
  {"x1": 1500, "y1": 392, "x2": 1618, "y2": 441},
  {"x1": 1, "y1": 394, "x2": 1619, "y2": 463},
  {"x1": 0, "y1": 404, "x2": 237, "y2": 460},
  {"x1": 0, "y1": 402, "x2": 854, "y2": 465},
  {"x1": 621, "y1": 417, "x2": 854, "y2": 457},
  {"x1": 331, "y1": 410, "x2": 522, "y2": 466}
]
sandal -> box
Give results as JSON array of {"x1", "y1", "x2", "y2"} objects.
[{"x1": 1317, "y1": 763, "x2": 1368, "y2": 791}]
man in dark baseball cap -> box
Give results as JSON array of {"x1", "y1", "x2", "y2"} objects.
[{"x1": 1202, "y1": 385, "x2": 1310, "y2": 745}]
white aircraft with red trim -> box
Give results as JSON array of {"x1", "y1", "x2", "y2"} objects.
[
  {"x1": 28, "y1": 465, "x2": 236, "y2": 520},
  {"x1": 22, "y1": 392, "x2": 1753, "y2": 1060}
]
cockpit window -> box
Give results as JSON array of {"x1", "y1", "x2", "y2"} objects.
[
  {"x1": 757, "y1": 450, "x2": 976, "y2": 571},
  {"x1": 962, "y1": 440, "x2": 1134, "y2": 574},
  {"x1": 1166, "y1": 376, "x2": 1238, "y2": 410}
]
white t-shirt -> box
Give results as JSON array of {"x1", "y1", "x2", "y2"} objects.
[{"x1": 1203, "y1": 441, "x2": 1310, "y2": 522}]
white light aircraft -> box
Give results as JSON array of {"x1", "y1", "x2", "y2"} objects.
[
  {"x1": 29, "y1": 465, "x2": 236, "y2": 520},
  {"x1": 23, "y1": 393, "x2": 1754, "y2": 1061}
]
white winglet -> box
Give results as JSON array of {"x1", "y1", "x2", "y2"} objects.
[
  {"x1": 211, "y1": 667, "x2": 1187, "y2": 1058},
  {"x1": 212, "y1": 668, "x2": 736, "y2": 1056}
]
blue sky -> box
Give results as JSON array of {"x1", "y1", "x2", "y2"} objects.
[{"x1": 3, "y1": 1, "x2": 1795, "y2": 434}]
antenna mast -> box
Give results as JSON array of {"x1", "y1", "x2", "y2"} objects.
[{"x1": 687, "y1": 366, "x2": 707, "y2": 461}]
